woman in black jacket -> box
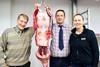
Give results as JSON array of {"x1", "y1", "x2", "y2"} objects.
[{"x1": 69, "y1": 14, "x2": 99, "y2": 67}]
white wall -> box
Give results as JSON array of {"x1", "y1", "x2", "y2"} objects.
[
  {"x1": 77, "y1": 0, "x2": 100, "y2": 33},
  {"x1": 0, "y1": 0, "x2": 11, "y2": 35}
]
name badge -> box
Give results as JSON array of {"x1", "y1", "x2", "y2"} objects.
[{"x1": 81, "y1": 38, "x2": 86, "y2": 40}]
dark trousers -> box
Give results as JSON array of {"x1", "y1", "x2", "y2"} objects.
[
  {"x1": 9, "y1": 61, "x2": 30, "y2": 67},
  {"x1": 71, "y1": 63, "x2": 92, "y2": 67},
  {"x1": 50, "y1": 56, "x2": 70, "y2": 67}
]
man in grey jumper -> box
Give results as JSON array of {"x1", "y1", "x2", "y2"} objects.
[{"x1": 1, "y1": 14, "x2": 35, "y2": 67}]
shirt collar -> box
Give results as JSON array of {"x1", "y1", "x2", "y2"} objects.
[
  {"x1": 57, "y1": 23, "x2": 66, "y2": 28},
  {"x1": 14, "y1": 26, "x2": 23, "y2": 33}
]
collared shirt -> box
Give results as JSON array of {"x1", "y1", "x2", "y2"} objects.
[
  {"x1": 50, "y1": 23, "x2": 71, "y2": 57},
  {"x1": 14, "y1": 26, "x2": 23, "y2": 35},
  {"x1": 2, "y1": 26, "x2": 35, "y2": 66}
]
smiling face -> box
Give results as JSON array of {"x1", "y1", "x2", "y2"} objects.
[
  {"x1": 73, "y1": 15, "x2": 84, "y2": 29},
  {"x1": 17, "y1": 14, "x2": 29, "y2": 31},
  {"x1": 55, "y1": 10, "x2": 65, "y2": 25}
]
